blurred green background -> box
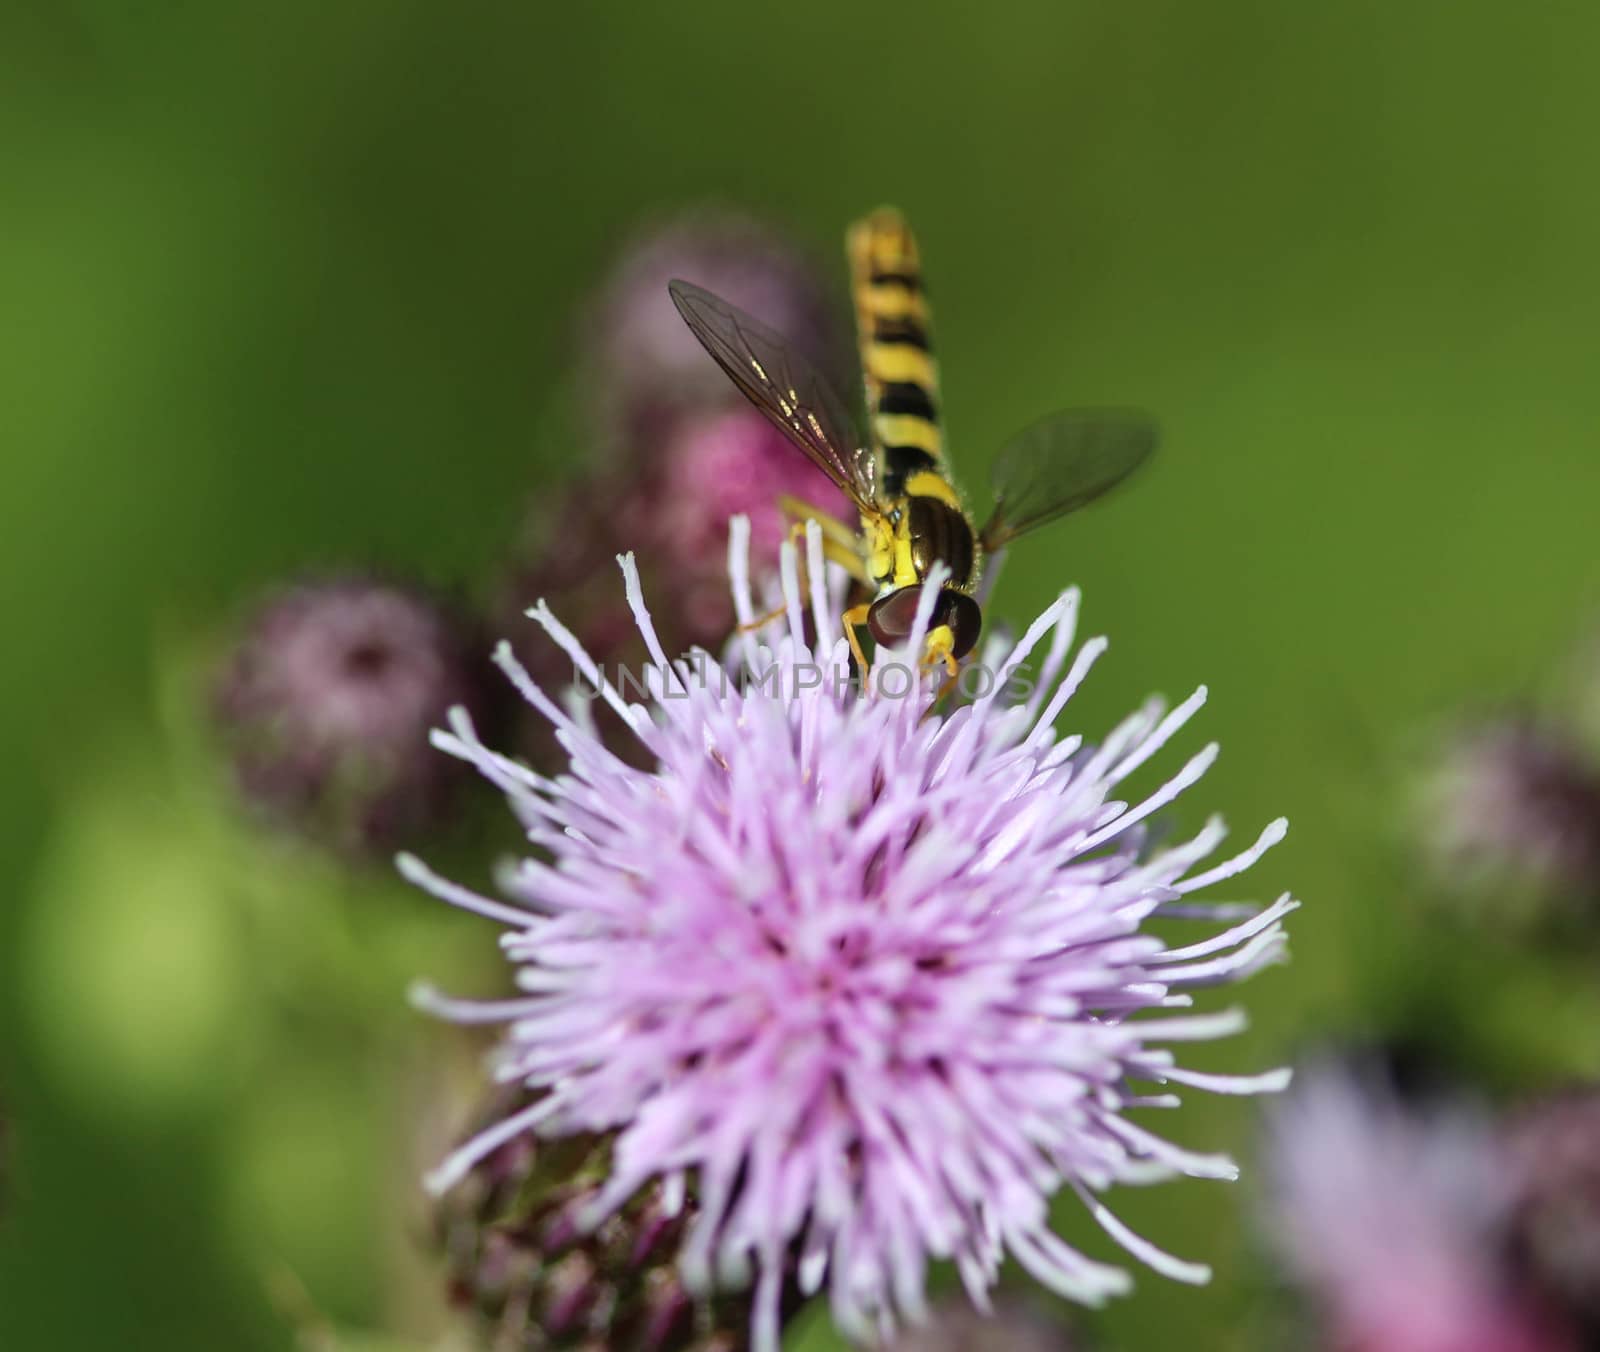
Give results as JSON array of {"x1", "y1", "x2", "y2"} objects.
[{"x1": 5, "y1": 3, "x2": 1600, "y2": 1349}]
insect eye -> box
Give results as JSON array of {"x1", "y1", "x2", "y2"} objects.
[
  {"x1": 866, "y1": 589, "x2": 983, "y2": 660},
  {"x1": 936, "y1": 591, "x2": 983, "y2": 660},
  {"x1": 866, "y1": 587, "x2": 923, "y2": 647}
]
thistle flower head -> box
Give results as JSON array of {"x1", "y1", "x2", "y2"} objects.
[
  {"x1": 651, "y1": 406, "x2": 844, "y2": 574},
  {"x1": 215, "y1": 575, "x2": 486, "y2": 852},
  {"x1": 1411, "y1": 715, "x2": 1600, "y2": 922},
  {"x1": 635, "y1": 405, "x2": 850, "y2": 640},
  {"x1": 436, "y1": 1085, "x2": 757, "y2": 1351},
  {"x1": 510, "y1": 406, "x2": 848, "y2": 661},
  {"x1": 411, "y1": 521, "x2": 1296, "y2": 1350},
  {"x1": 1263, "y1": 1061, "x2": 1563, "y2": 1352}
]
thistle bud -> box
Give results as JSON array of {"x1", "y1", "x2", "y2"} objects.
[
  {"x1": 214, "y1": 575, "x2": 489, "y2": 854},
  {"x1": 435, "y1": 1089, "x2": 757, "y2": 1351},
  {"x1": 1411, "y1": 716, "x2": 1600, "y2": 926}
]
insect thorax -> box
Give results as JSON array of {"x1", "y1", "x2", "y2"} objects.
[
  {"x1": 873, "y1": 488, "x2": 978, "y2": 595},
  {"x1": 905, "y1": 495, "x2": 976, "y2": 589}
]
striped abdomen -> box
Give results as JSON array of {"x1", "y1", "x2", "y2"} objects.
[{"x1": 848, "y1": 208, "x2": 946, "y2": 498}]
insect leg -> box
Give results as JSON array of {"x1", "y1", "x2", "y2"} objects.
[
  {"x1": 777, "y1": 495, "x2": 869, "y2": 582},
  {"x1": 738, "y1": 520, "x2": 830, "y2": 633},
  {"x1": 921, "y1": 626, "x2": 960, "y2": 678},
  {"x1": 780, "y1": 500, "x2": 876, "y2": 664},
  {"x1": 841, "y1": 600, "x2": 873, "y2": 687},
  {"x1": 740, "y1": 507, "x2": 872, "y2": 635}
]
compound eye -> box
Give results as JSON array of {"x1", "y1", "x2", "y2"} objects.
[
  {"x1": 867, "y1": 589, "x2": 984, "y2": 659},
  {"x1": 866, "y1": 587, "x2": 923, "y2": 648},
  {"x1": 936, "y1": 591, "x2": 983, "y2": 660}
]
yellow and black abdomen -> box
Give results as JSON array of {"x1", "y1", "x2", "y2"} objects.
[
  {"x1": 849, "y1": 209, "x2": 978, "y2": 592},
  {"x1": 849, "y1": 209, "x2": 947, "y2": 498}
]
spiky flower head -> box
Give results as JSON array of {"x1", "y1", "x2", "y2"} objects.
[
  {"x1": 1263, "y1": 1060, "x2": 1565, "y2": 1352},
  {"x1": 501, "y1": 407, "x2": 847, "y2": 730},
  {"x1": 1411, "y1": 715, "x2": 1600, "y2": 924},
  {"x1": 641, "y1": 406, "x2": 847, "y2": 634},
  {"x1": 410, "y1": 521, "x2": 1296, "y2": 1351},
  {"x1": 215, "y1": 575, "x2": 487, "y2": 853}
]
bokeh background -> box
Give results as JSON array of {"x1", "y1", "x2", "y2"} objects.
[{"x1": 5, "y1": 4, "x2": 1600, "y2": 1349}]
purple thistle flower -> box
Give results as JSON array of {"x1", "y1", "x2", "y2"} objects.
[
  {"x1": 1411, "y1": 716, "x2": 1600, "y2": 922},
  {"x1": 1263, "y1": 1061, "x2": 1567, "y2": 1352},
  {"x1": 504, "y1": 406, "x2": 849, "y2": 681},
  {"x1": 644, "y1": 406, "x2": 850, "y2": 620},
  {"x1": 214, "y1": 575, "x2": 489, "y2": 853},
  {"x1": 408, "y1": 521, "x2": 1296, "y2": 1351}
]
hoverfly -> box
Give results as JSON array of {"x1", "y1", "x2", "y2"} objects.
[{"x1": 668, "y1": 207, "x2": 1155, "y2": 677}]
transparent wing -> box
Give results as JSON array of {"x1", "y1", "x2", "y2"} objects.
[
  {"x1": 980, "y1": 408, "x2": 1157, "y2": 551},
  {"x1": 668, "y1": 279, "x2": 878, "y2": 512}
]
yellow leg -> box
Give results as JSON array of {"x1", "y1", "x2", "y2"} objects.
[
  {"x1": 758, "y1": 499, "x2": 880, "y2": 691},
  {"x1": 908, "y1": 626, "x2": 959, "y2": 720},
  {"x1": 778, "y1": 495, "x2": 865, "y2": 569},
  {"x1": 921, "y1": 624, "x2": 959, "y2": 679},
  {"x1": 744, "y1": 505, "x2": 875, "y2": 674},
  {"x1": 818, "y1": 534, "x2": 869, "y2": 580},
  {"x1": 840, "y1": 609, "x2": 957, "y2": 697},
  {"x1": 739, "y1": 520, "x2": 811, "y2": 632},
  {"x1": 740, "y1": 519, "x2": 872, "y2": 633},
  {"x1": 739, "y1": 607, "x2": 787, "y2": 634},
  {"x1": 841, "y1": 601, "x2": 873, "y2": 687}
]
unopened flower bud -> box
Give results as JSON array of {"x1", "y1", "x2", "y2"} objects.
[{"x1": 435, "y1": 1088, "x2": 761, "y2": 1351}]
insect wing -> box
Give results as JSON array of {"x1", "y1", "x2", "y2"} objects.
[
  {"x1": 668, "y1": 280, "x2": 878, "y2": 512},
  {"x1": 980, "y1": 408, "x2": 1157, "y2": 551}
]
